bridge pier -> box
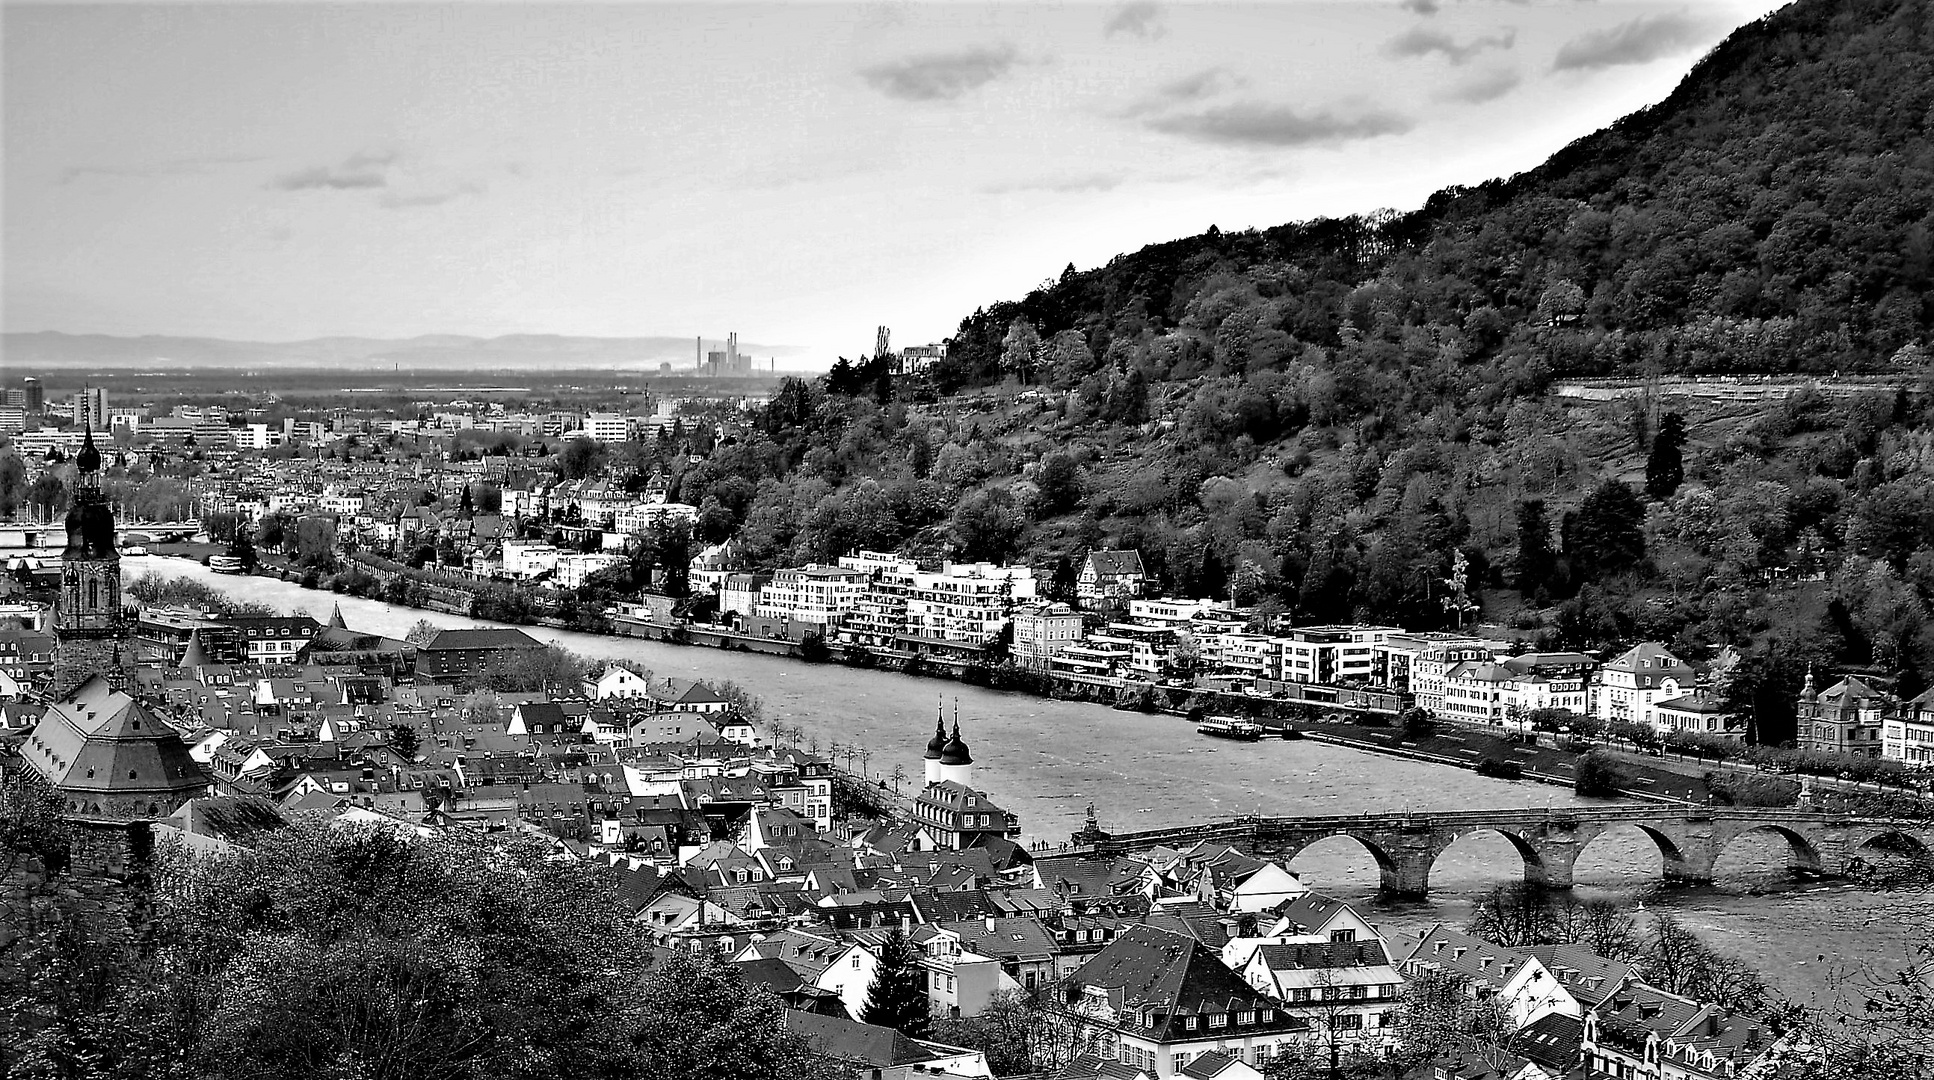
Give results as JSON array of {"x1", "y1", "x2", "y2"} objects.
[
  {"x1": 1524, "y1": 834, "x2": 1582, "y2": 890},
  {"x1": 1383, "y1": 852, "x2": 1433, "y2": 898},
  {"x1": 1660, "y1": 849, "x2": 1718, "y2": 887},
  {"x1": 1525, "y1": 853, "x2": 1575, "y2": 890}
]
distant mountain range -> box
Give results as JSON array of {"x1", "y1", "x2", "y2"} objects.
[{"x1": 0, "y1": 331, "x2": 810, "y2": 371}]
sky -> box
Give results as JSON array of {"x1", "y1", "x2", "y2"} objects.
[{"x1": 4, "y1": 0, "x2": 1789, "y2": 365}]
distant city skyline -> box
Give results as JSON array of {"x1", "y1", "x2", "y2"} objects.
[{"x1": 6, "y1": 0, "x2": 1785, "y2": 363}]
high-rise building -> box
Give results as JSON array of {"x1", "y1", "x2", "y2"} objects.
[
  {"x1": 21, "y1": 376, "x2": 44, "y2": 412},
  {"x1": 71, "y1": 386, "x2": 108, "y2": 430}
]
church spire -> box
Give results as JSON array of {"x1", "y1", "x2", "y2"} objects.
[{"x1": 76, "y1": 420, "x2": 102, "y2": 481}]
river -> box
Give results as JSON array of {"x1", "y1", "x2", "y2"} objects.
[{"x1": 127, "y1": 556, "x2": 1931, "y2": 1005}]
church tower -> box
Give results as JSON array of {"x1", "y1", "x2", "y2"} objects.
[
  {"x1": 923, "y1": 711, "x2": 948, "y2": 785},
  {"x1": 52, "y1": 428, "x2": 131, "y2": 698}
]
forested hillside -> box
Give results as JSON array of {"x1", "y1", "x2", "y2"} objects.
[
  {"x1": 944, "y1": 0, "x2": 1934, "y2": 384},
  {"x1": 659, "y1": 0, "x2": 1934, "y2": 745}
]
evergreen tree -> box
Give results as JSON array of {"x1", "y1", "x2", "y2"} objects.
[
  {"x1": 1569, "y1": 480, "x2": 1646, "y2": 578},
  {"x1": 1048, "y1": 555, "x2": 1079, "y2": 601},
  {"x1": 228, "y1": 527, "x2": 258, "y2": 572},
  {"x1": 859, "y1": 928, "x2": 932, "y2": 1038},
  {"x1": 1515, "y1": 499, "x2": 1554, "y2": 595},
  {"x1": 1645, "y1": 412, "x2": 1687, "y2": 499}
]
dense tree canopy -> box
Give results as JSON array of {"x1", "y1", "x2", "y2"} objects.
[{"x1": 0, "y1": 820, "x2": 844, "y2": 1080}]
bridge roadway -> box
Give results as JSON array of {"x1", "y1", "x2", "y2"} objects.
[{"x1": 1084, "y1": 806, "x2": 1934, "y2": 897}]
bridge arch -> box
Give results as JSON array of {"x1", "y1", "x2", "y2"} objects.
[
  {"x1": 1270, "y1": 831, "x2": 1407, "y2": 895},
  {"x1": 1426, "y1": 827, "x2": 1553, "y2": 892},
  {"x1": 1853, "y1": 827, "x2": 1930, "y2": 860},
  {"x1": 1714, "y1": 823, "x2": 1826, "y2": 878},
  {"x1": 1574, "y1": 822, "x2": 1694, "y2": 886}
]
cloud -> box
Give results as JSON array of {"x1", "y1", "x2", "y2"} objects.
[
  {"x1": 1104, "y1": 1, "x2": 1165, "y2": 39},
  {"x1": 1401, "y1": 0, "x2": 1442, "y2": 13},
  {"x1": 1118, "y1": 67, "x2": 1245, "y2": 117},
  {"x1": 858, "y1": 44, "x2": 1020, "y2": 101},
  {"x1": 268, "y1": 151, "x2": 397, "y2": 191},
  {"x1": 342, "y1": 149, "x2": 398, "y2": 171},
  {"x1": 1443, "y1": 66, "x2": 1524, "y2": 103},
  {"x1": 1386, "y1": 26, "x2": 1516, "y2": 64},
  {"x1": 1155, "y1": 67, "x2": 1242, "y2": 103},
  {"x1": 270, "y1": 166, "x2": 386, "y2": 191},
  {"x1": 1553, "y1": 12, "x2": 1706, "y2": 71},
  {"x1": 1144, "y1": 102, "x2": 1413, "y2": 148},
  {"x1": 379, "y1": 181, "x2": 483, "y2": 210},
  {"x1": 58, "y1": 155, "x2": 263, "y2": 185},
  {"x1": 982, "y1": 173, "x2": 1125, "y2": 195}
]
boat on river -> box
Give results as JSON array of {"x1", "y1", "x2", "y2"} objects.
[
  {"x1": 208, "y1": 554, "x2": 245, "y2": 574},
  {"x1": 1196, "y1": 716, "x2": 1265, "y2": 741}
]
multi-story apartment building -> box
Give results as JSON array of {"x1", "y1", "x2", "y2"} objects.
[
  {"x1": 1591, "y1": 642, "x2": 1695, "y2": 728},
  {"x1": 1798, "y1": 671, "x2": 1894, "y2": 758},
  {"x1": 906, "y1": 562, "x2": 1037, "y2": 645},
  {"x1": 500, "y1": 539, "x2": 563, "y2": 580},
  {"x1": 223, "y1": 615, "x2": 324, "y2": 665},
  {"x1": 755, "y1": 565, "x2": 870, "y2": 631},
  {"x1": 1438, "y1": 652, "x2": 1595, "y2": 728},
  {"x1": 611, "y1": 500, "x2": 699, "y2": 535},
  {"x1": 1010, "y1": 601, "x2": 1085, "y2": 668},
  {"x1": 581, "y1": 412, "x2": 634, "y2": 443},
  {"x1": 1063, "y1": 925, "x2": 1311, "y2": 1079},
  {"x1": 1883, "y1": 687, "x2": 1934, "y2": 765},
  {"x1": 554, "y1": 552, "x2": 628, "y2": 589},
  {"x1": 71, "y1": 387, "x2": 108, "y2": 430},
  {"x1": 1277, "y1": 626, "x2": 1402, "y2": 685},
  {"x1": 1440, "y1": 661, "x2": 1519, "y2": 726},
  {"x1": 836, "y1": 551, "x2": 920, "y2": 648},
  {"x1": 1407, "y1": 638, "x2": 1495, "y2": 715}
]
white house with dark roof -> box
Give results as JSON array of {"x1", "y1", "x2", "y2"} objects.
[
  {"x1": 645, "y1": 678, "x2": 721, "y2": 713},
  {"x1": 1581, "y1": 983, "x2": 1803, "y2": 1080},
  {"x1": 1259, "y1": 893, "x2": 1382, "y2": 946},
  {"x1": 585, "y1": 664, "x2": 652, "y2": 700},
  {"x1": 1230, "y1": 939, "x2": 1406, "y2": 1045},
  {"x1": 1399, "y1": 925, "x2": 1533, "y2": 1000},
  {"x1": 1078, "y1": 549, "x2": 1147, "y2": 609},
  {"x1": 1062, "y1": 924, "x2": 1310, "y2": 1078},
  {"x1": 1884, "y1": 686, "x2": 1934, "y2": 765},
  {"x1": 733, "y1": 929, "x2": 880, "y2": 1020},
  {"x1": 1650, "y1": 689, "x2": 1740, "y2": 741},
  {"x1": 1591, "y1": 643, "x2": 1694, "y2": 728}
]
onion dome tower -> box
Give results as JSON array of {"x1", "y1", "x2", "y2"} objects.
[
  {"x1": 923, "y1": 710, "x2": 948, "y2": 785},
  {"x1": 52, "y1": 426, "x2": 130, "y2": 698},
  {"x1": 938, "y1": 719, "x2": 973, "y2": 788}
]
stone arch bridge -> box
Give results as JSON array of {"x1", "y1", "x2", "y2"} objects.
[{"x1": 1086, "y1": 807, "x2": 1933, "y2": 897}]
